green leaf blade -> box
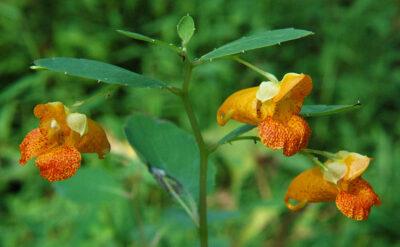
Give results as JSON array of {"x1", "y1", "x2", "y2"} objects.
[
  {"x1": 217, "y1": 124, "x2": 256, "y2": 146},
  {"x1": 124, "y1": 113, "x2": 215, "y2": 204},
  {"x1": 117, "y1": 29, "x2": 156, "y2": 43},
  {"x1": 34, "y1": 57, "x2": 168, "y2": 88},
  {"x1": 177, "y1": 15, "x2": 195, "y2": 45},
  {"x1": 117, "y1": 29, "x2": 181, "y2": 53},
  {"x1": 199, "y1": 28, "x2": 313, "y2": 62},
  {"x1": 300, "y1": 103, "x2": 361, "y2": 117}
]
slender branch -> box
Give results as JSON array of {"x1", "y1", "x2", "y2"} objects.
[
  {"x1": 300, "y1": 151, "x2": 328, "y2": 171},
  {"x1": 180, "y1": 53, "x2": 209, "y2": 247},
  {"x1": 182, "y1": 59, "x2": 193, "y2": 93},
  {"x1": 70, "y1": 84, "x2": 119, "y2": 111},
  {"x1": 302, "y1": 148, "x2": 337, "y2": 160},
  {"x1": 233, "y1": 57, "x2": 279, "y2": 83}
]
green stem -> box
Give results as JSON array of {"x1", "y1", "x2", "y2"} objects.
[
  {"x1": 69, "y1": 84, "x2": 119, "y2": 111},
  {"x1": 233, "y1": 57, "x2": 279, "y2": 83},
  {"x1": 180, "y1": 54, "x2": 209, "y2": 247},
  {"x1": 300, "y1": 151, "x2": 328, "y2": 171},
  {"x1": 302, "y1": 148, "x2": 337, "y2": 160}
]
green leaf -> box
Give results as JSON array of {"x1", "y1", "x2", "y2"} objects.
[
  {"x1": 117, "y1": 30, "x2": 156, "y2": 43},
  {"x1": 217, "y1": 124, "x2": 256, "y2": 146},
  {"x1": 124, "y1": 113, "x2": 215, "y2": 203},
  {"x1": 198, "y1": 28, "x2": 313, "y2": 62},
  {"x1": 53, "y1": 167, "x2": 126, "y2": 204},
  {"x1": 300, "y1": 103, "x2": 361, "y2": 117},
  {"x1": 34, "y1": 57, "x2": 168, "y2": 88},
  {"x1": 209, "y1": 124, "x2": 256, "y2": 153},
  {"x1": 177, "y1": 15, "x2": 195, "y2": 45},
  {"x1": 117, "y1": 30, "x2": 181, "y2": 53}
]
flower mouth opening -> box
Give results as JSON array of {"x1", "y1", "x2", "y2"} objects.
[
  {"x1": 285, "y1": 196, "x2": 307, "y2": 211},
  {"x1": 217, "y1": 108, "x2": 235, "y2": 126}
]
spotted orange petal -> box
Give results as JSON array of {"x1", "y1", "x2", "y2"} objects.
[
  {"x1": 336, "y1": 178, "x2": 381, "y2": 220},
  {"x1": 74, "y1": 118, "x2": 110, "y2": 158},
  {"x1": 35, "y1": 145, "x2": 81, "y2": 182},
  {"x1": 258, "y1": 115, "x2": 310, "y2": 156},
  {"x1": 285, "y1": 168, "x2": 338, "y2": 211},
  {"x1": 19, "y1": 128, "x2": 53, "y2": 165},
  {"x1": 283, "y1": 115, "x2": 311, "y2": 156},
  {"x1": 216, "y1": 87, "x2": 275, "y2": 126},
  {"x1": 258, "y1": 116, "x2": 288, "y2": 150}
]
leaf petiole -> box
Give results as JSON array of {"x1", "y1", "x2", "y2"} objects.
[{"x1": 163, "y1": 177, "x2": 199, "y2": 227}]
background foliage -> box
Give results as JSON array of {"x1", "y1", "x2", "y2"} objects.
[{"x1": 1, "y1": 0, "x2": 399, "y2": 246}]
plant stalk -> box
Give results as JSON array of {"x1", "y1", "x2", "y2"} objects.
[
  {"x1": 300, "y1": 151, "x2": 329, "y2": 171},
  {"x1": 181, "y1": 55, "x2": 209, "y2": 247},
  {"x1": 233, "y1": 57, "x2": 279, "y2": 83},
  {"x1": 302, "y1": 148, "x2": 337, "y2": 159}
]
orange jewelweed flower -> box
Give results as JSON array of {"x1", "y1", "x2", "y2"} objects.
[
  {"x1": 217, "y1": 73, "x2": 312, "y2": 156},
  {"x1": 285, "y1": 151, "x2": 381, "y2": 220},
  {"x1": 19, "y1": 102, "x2": 110, "y2": 181}
]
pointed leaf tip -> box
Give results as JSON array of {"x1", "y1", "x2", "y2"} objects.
[
  {"x1": 117, "y1": 29, "x2": 181, "y2": 53},
  {"x1": 300, "y1": 104, "x2": 361, "y2": 117},
  {"x1": 199, "y1": 28, "x2": 313, "y2": 62},
  {"x1": 117, "y1": 29, "x2": 155, "y2": 43},
  {"x1": 30, "y1": 65, "x2": 46, "y2": 70}
]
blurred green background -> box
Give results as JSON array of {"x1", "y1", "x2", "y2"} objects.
[{"x1": 1, "y1": 0, "x2": 399, "y2": 246}]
